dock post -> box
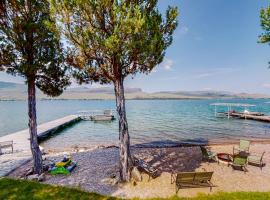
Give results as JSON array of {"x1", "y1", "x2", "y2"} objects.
[
  {"x1": 244, "y1": 106, "x2": 247, "y2": 120},
  {"x1": 227, "y1": 106, "x2": 230, "y2": 119}
]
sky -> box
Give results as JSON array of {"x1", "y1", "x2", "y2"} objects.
[{"x1": 1, "y1": 0, "x2": 270, "y2": 94}]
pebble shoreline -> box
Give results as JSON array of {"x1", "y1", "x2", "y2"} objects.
[{"x1": 6, "y1": 143, "x2": 270, "y2": 198}]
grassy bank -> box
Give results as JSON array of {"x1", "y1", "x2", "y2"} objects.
[
  {"x1": 1, "y1": 178, "x2": 270, "y2": 200},
  {"x1": 0, "y1": 178, "x2": 115, "y2": 200}
]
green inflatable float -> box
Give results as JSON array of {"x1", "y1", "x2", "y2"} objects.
[{"x1": 49, "y1": 156, "x2": 77, "y2": 175}]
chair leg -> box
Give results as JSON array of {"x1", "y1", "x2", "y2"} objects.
[
  {"x1": 243, "y1": 166, "x2": 248, "y2": 173},
  {"x1": 175, "y1": 185, "x2": 180, "y2": 194}
]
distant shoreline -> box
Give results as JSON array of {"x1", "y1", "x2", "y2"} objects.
[{"x1": 2, "y1": 81, "x2": 270, "y2": 100}]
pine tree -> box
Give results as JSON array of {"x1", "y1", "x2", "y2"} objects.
[
  {"x1": 259, "y1": 7, "x2": 270, "y2": 44},
  {"x1": 0, "y1": 0, "x2": 70, "y2": 174},
  {"x1": 50, "y1": 0, "x2": 178, "y2": 181}
]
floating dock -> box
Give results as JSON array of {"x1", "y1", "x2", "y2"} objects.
[
  {"x1": 0, "y1": 115, "x2": 80, "y2": 176},
  {"x1": 227, "y1": 112, "x2": 270, "y2": 123},
  {"x1": 79, "y1": 109, "x2": 115, "y2": 121},
  {"x1": 211, "y1": 103, "x2": 270, "y2": 123}
]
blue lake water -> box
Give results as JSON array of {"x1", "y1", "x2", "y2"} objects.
[{"x1": 1, "y1": 99, "x2": 270, "y2": 150}]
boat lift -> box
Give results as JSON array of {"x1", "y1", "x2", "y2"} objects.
[{"x1": 210, "y1": 103, "x2": 256, "y2": 119}]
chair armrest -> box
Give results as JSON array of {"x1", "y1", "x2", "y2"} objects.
[
  {"x1": 249, "y1": 153, "x2": 261, "y2": 157},
  {"x1": 171, "y1": 173, "x2": 176, "y2": 184},
  {"x1": 207, "y1": 180, "x2": 215, "y2": 187}
]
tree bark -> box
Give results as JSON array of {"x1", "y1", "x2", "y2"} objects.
[
  {"x1": 28, "y1": 78, "x2": 43, "y2": 175},
  {"x1": 114, "y1": 78, "x2": 132, "y2": 182}
]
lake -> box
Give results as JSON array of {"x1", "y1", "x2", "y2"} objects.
[{"x1": 1, "y1": 99, "x2": 270, "y2": 150}]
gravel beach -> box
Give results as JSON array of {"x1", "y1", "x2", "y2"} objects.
[{"x1": 8, "y1": 143, "x2": 270, "y2": 199}]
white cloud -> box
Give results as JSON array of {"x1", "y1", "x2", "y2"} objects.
[
  {"x1": 160, "y1": 76, "x2": 179, "y2": 81},
  {"x1": 179, "y1": 26, "x2": 189, "y2": 35},
  {"x1": 202, "y1": 87, "x2": 213, "y2": 91},
  {"x1": 262, "y1": 83, "x2": 270, "y2": 88},
  {"x1": 190, "y1": 67, "x2": 240, "y2": 79},
  {"x1": 157, "y1": 67, "x2": 240, "y2": 83},
  {"x1": 192, "y1": 72, "x2": 213, "y2": 79},
  {"x1": 161, "y1": 59, "x2": 174, "y2": 71}
]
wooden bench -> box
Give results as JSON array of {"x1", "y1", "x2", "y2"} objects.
[
  {"x1": 0, "y1": 140, "x2": 13, "y2": 155},
  {"x1": 171, "y1": 171, "x2": 214, "y2": 193}
]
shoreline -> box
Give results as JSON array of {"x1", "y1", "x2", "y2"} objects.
[
  {"x1": 8, "y1": 142, "x2": 270, "y2": 198},
  {"x1": 41, "y1": 138, "x2": 270, "y2": 154}
]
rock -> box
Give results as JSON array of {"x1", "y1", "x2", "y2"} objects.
[
  {"x1": 111, "y1": 177, "x2": 119, "y2": 186},
  {"x1": 25, "y1": 168, "x2": 33, "y2": 176},
  {"x1": 78, "y1": 149, "x2": 86, "y2": 153},
  {"x1": 102, "y1": 176, "x2": 119, "y2": 186},
  {"x1": 38, "y1": 173, "x2": 45, "y2": 182},
  {"x1": 110, "y1": 173, "x2": 116, "y2": 179},
  {"x1": 27, "y1": 174, "x2": 39, "y2": 181},
  {"x1": 131, "y1": 166, "x2": 142, "y2": 182},
  {"x1": 101, "y1": 178, "x2": 111, "y2": 184},
  {"x1": 27, "y1": 173, "x2": 45, "y2": 182},
  {"x1": 39, "y1": 145, "x2": 45, "y2": 154},
  {"x1": 43, "y1": 162, "x2": 54, "y2": 172}
]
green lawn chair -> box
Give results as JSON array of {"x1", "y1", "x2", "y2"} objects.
[
  {"x1": 248, "y1": 152, "x2": 265, "y2": 170},
  {"x1": 231, "y1": 155, "x2": 248, "y2": 172},
  {"x1": 171, "y1": 171, "x2": 214, "y2": 193},
  {"x1": 233, "y1": 140, "x2": 250, "y2": 155},
  {"x1": 200, "y1": 146, "x2": 217, "y2": 162}
]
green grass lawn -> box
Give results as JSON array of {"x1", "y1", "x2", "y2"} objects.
[{"x1": 1, "y1": 178, "x2": 270, "y2": 200}]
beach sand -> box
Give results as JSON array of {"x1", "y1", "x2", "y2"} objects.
[{"x1": 8, "y1": 142, "x2": 270, "y2": 199}]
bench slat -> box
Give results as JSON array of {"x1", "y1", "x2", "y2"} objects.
[
  {"x1": 0, "y1": 140, "x2": 13, "y2": 154},
  {"x1": 175, "y1": 171, "x2": 214, "y2": 193}
]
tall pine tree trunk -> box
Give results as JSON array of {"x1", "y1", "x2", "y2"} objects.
[
  {"x1": 28, "y1": 78, "x2": 43, "y2": 174},
  {"x1": 114, "y1": 78, "x2": 132, "y2": 182}
]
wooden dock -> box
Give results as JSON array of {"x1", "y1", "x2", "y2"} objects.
[
  {"x1": 211, "y1": 103, "x2": 270, "y2": 123},
  {"x1": 0, "y1": 114, "x2": 80, "y2": 152},
  {"x1": 229, "y1": 112, "x2": 270, "y2": 123},
  {"x1": 0, "y1": 115, "x2": 80, "y2": 176}
]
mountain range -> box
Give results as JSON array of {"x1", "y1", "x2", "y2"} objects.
[{"x1": 0, "y1": 81, "x2": 269, "y2": 100}]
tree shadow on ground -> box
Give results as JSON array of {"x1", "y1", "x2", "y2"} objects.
[
  {"x1": 131, "y1": 139, "x2": 211, "y2": 177},
  {"x1": 8, "y1": 139, "x2": 212, "y2": 196}
]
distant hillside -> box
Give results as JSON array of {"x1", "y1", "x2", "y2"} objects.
[
  {"x1": 67, "y1": 86, "x2": 142, "y2": 94},
  {"x1": 0, "y1": 81, "x2": 269, "y2": 100}
]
